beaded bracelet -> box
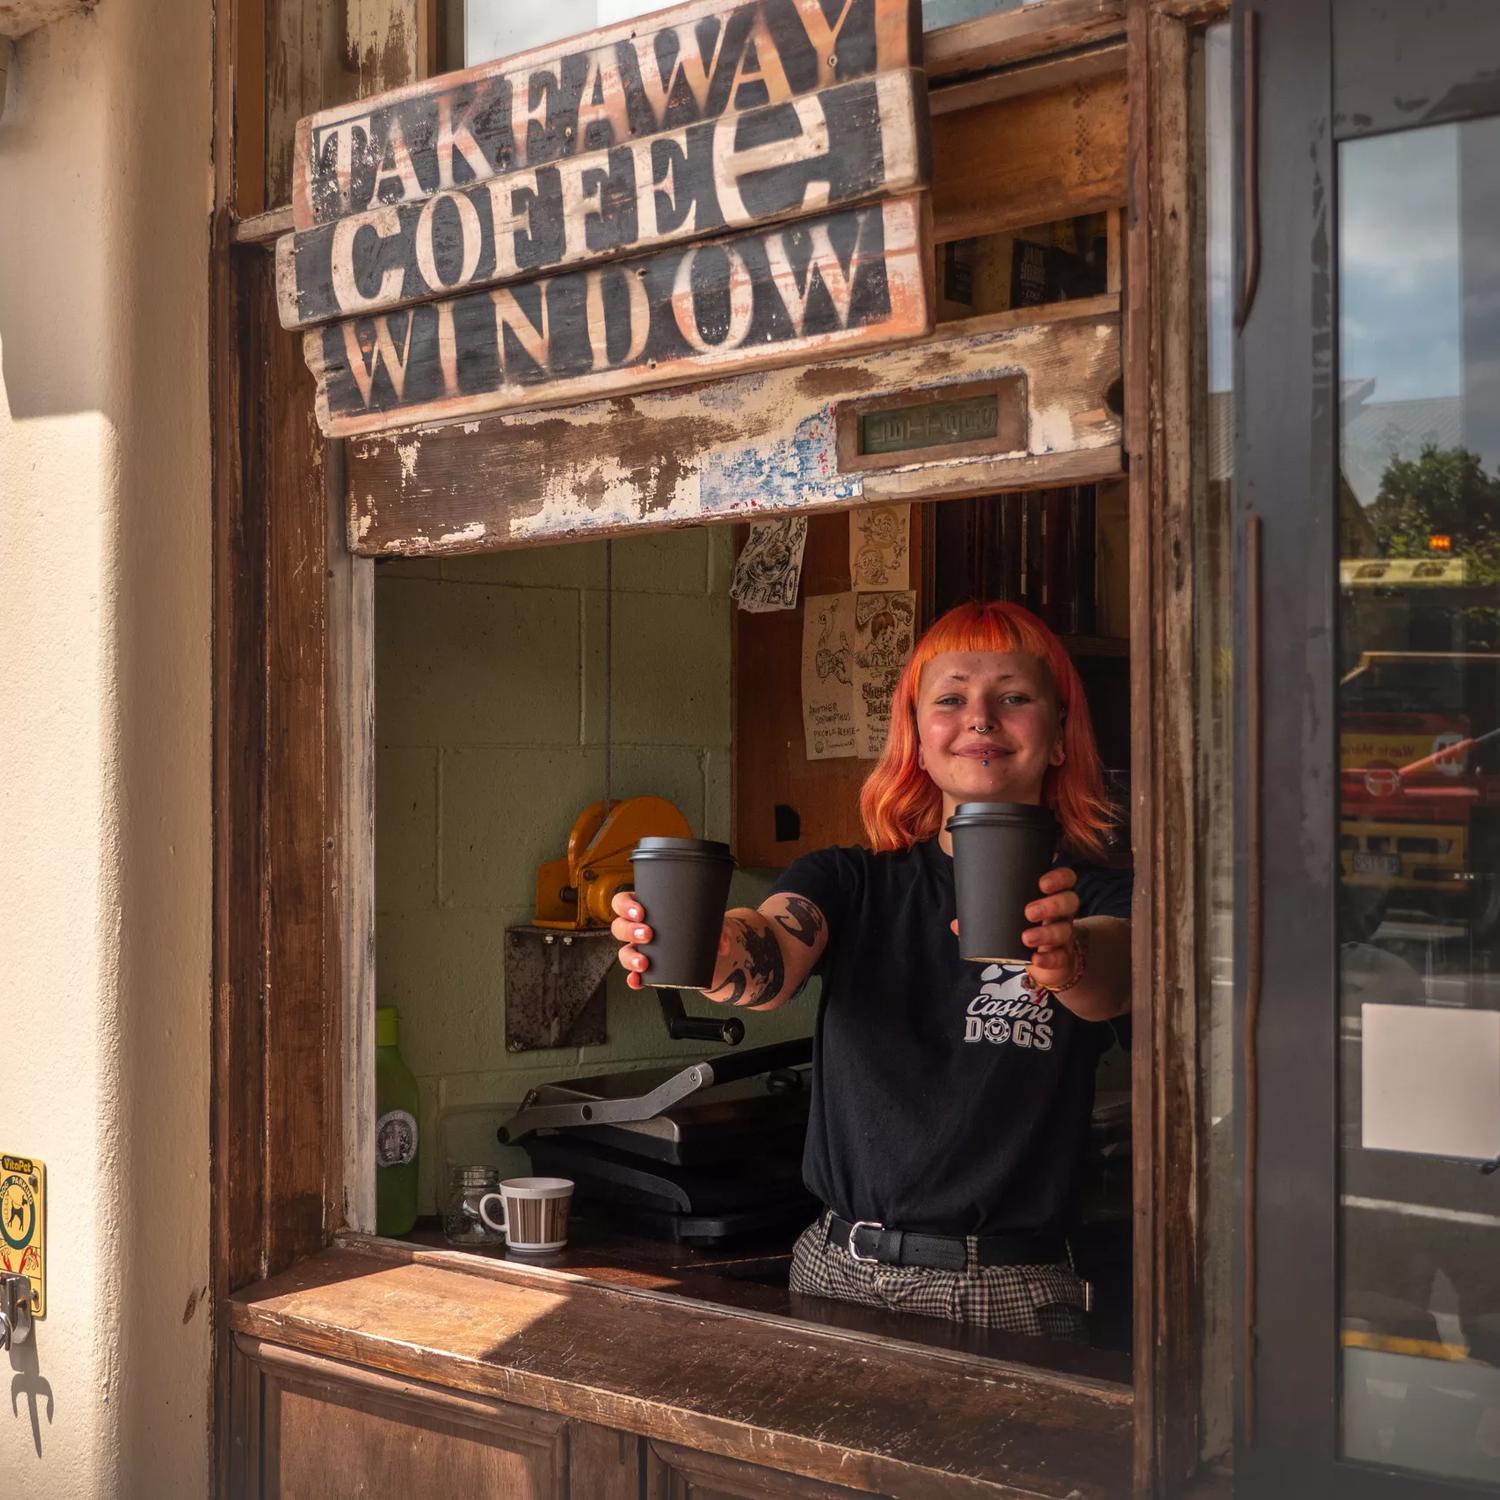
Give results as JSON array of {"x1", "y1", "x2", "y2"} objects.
[{"x1": 1048, "y1": 925, "x2": 1089, "y2": 994}]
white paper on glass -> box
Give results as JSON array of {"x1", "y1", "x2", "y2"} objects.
[{"x1": 1361, "y1": 1002, "x2": 1500, "y2": 1161}]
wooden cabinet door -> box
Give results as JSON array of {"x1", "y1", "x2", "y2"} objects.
[
  {"x1": 235, "y1": 1338, "x2": 568, "y2": 1500},
  {"x1": 646, "y1": 1438, "x2": 875, "y2": 1500}
]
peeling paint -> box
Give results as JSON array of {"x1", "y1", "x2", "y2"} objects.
[
  {"x1": 700, "y1": 406, "x2": 857, "y2": 512},
  {"x1": 393, "y1": 439, "x2": 422, "y2": 485},
  {"x1": 350, "y1": 305, "x2": 1122, "y2": 555},
  {"x1": 1031, "y1": 402, "x2": 1076, "y2": 456},
  {"x1": 437, "y1": 521, "x2": 489, "y2": 546}
]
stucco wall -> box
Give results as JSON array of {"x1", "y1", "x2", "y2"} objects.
[
  {"x1": 377, "y1": 531, "x2": 813, "y2": 1214},
  {"x1": 0, "y1": 0, "x2": 211, "y2": 1494}
]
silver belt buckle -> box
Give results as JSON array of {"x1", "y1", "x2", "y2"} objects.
[{"x1": 847, "y1": 1219, "x2": 883, "y2": 1263}]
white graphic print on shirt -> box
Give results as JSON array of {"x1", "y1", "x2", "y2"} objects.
[{"x1": 963, "y1": 964, "x2": 1054, "y2": 1051}]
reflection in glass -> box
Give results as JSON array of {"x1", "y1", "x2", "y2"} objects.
[
  {"x1": 1338, "y1": 116, "x2": 1500, "y2": 1485},
  {"x1": 458, "y1": 0, "x2": 1036, "y2": 65}
]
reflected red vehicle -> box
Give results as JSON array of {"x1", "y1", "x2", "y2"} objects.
[{"x1": 1340, "y1": 650, "x2": 1500, "y2": 938}]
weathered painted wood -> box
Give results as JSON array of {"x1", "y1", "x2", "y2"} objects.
[
  {"x1": 931, "y1": 70, "x2": 1127, "y2": 244},
  {"x1": 924, "y1": 0, "x2": 1124, "y2": 81},
  {"x1": 278, "y1": 70, "x2": 928, "y2": 331},
  {"x1": 306, "y1": 193, "x2": 932, "y2": 439},
  {"x1": 1127, "y1": 8, "x2": 1210, "y2": 1489},
  {"x1": 230, "y1": 1242, "x2": 1134, "y2": 1500},
  {"x1": 291, "y1": 0, "x2": 922, "y2": 230},
  {"x1": 344, "y1": 296, "x2": 1122, "y2": 556}
]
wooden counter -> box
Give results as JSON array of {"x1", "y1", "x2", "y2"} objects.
[
  {"x1": 229, "y1": 1234, "x2": 1132, "y2": 1499},
  {"x1": 401, "y1": 1215, "x2": 1133, "y2": 1384}
]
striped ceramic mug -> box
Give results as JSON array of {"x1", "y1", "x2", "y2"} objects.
[{"x1": 478, "y1": 1176, "x2": 573, "y2": 1253}]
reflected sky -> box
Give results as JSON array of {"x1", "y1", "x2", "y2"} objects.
[
  {"x1": 1341, "y1": 127, "x2": 1464, "y2": 404},
  {"x1": 1206, "y1": 23, "x2": 1232, "y2": 394},
  {"x1": 1339, "y1": 116, "x2": 1500, "y2": 493}
]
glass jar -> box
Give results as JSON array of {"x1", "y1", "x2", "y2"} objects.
[{"x1": 442, "y1": 1166, "x2": 506, "y2": 1248}]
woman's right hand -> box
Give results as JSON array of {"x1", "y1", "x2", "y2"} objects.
[
  {"x1": 610, "y1": 892, "x2": 742, "y2": 997},
  {"x1": 610, "y1": 890, "x2": 654, "y2": 990}
]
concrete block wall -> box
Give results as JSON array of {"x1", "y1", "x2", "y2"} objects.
[{"x1": 376, "y1": 526, "x2": 813, "y2": 1213}]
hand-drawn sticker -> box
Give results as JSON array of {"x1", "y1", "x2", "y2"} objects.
[{"x1": 731, "y1": 515, "x2": 809, "y2": 613}]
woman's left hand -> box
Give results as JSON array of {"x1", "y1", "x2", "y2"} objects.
[
  {"x1": 949, "y1": 867, "x2": 1082, "y2": 989},
  {"x1": 1018, "y1": 867, "x2": 1081, "y2": 989}
]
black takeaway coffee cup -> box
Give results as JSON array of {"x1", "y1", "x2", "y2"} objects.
[
  {"x1": 945, "y1": 802, "x2": 1059, "y2": 965},
  {"x1": 628, "y1": 837, "x2": 736, "y2": 989}
]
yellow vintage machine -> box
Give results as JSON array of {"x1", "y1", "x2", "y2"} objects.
[{"x1": 533, "y1": 796, "x2": 692, "y2": 930}]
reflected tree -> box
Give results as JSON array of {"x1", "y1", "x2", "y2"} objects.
[{"x1": 1369, "y1": 443, "x2": 1500, "y2": 647}]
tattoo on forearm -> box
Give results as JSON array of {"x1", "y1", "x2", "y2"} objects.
[
  {"x1": 773, "y1": 897, "x2": 823, "y2": 948},
  {"x1": 707, "y1": 916, "x2": 757, "y2": 1005},
  {"x1": 740, "y1": 921, "x2": 787, "y2": 1004}
]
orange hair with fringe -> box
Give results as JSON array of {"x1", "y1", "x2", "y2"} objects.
[{"x1": 858, "y1": 601, "x2": 1115, "y2": 860}]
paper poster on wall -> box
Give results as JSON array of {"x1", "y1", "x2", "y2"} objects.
[
  {"x1": 850, "y1": 505, "x2": 911, "y2": 590},
  {"x1": 801, "y1": 593, "x2": 857, "y2": 759},
  {"x1": 853, "y1": 590, "x2": 916, "y2": 758},
  {"x1": 732, "y1": 516, "x2": 809, "y2": 613}
]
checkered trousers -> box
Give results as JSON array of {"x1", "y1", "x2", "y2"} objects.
[{"x1": 789, "y1": 1213, "x2": 1089, "y2": 1340}]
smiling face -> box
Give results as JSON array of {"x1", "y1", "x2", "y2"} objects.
[{"x1": 916, "y1": 650, "x2": 1065, "y2": 837}]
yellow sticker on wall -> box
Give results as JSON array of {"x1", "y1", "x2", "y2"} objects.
[{"x1": 0, "y1": 1155, "x2": 45, "y2": 1317}]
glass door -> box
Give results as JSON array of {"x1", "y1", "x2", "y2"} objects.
[
  {"x1": 1337, "y1": 107, "x2": 1500, "y2": 1488},
  {"x1": 1238, "y1": 2, "x2": 1500, "y2": 1494}
]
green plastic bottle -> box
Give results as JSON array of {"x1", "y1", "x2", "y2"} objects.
[{"x1": 375, "y1": 1006, "x2": 420, "y2": 1236}]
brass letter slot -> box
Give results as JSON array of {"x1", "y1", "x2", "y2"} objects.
[{"x1": 835, "y1": 376, "x2": 1027, "y2": 473}]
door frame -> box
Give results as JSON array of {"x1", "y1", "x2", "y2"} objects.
[{"x1": 1234, "y1": 1, "x2": 1500, "y2": 1493}]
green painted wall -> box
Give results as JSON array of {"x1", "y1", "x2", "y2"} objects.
[{"x1": 376, "y1": 527, "x2": 812, "y2": 1213}]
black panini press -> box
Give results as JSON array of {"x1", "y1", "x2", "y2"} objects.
[{"x1": 498, "y1": 1038, "x2": 817, "y2": 1245}]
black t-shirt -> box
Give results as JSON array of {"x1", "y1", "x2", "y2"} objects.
[{"x1": 770, "y1": 839, "x2": 1131, "y2": 1237}]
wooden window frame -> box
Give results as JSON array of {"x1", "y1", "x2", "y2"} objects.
[{"x1": 210, "y1": 1, "x2": 1227, "y2": 1496}]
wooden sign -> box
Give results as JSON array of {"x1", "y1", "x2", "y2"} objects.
[
  {"x1": 292, "y1": 0, "x2": 921, "y2": 230},
  {"x1": 283, "y1": 0, "x2": 931, "y2": 438},
  {"x1": 306, "y1": 194, "x2": 932, "y2": 439},
  {"x1": 278, "y1": 70, "x2": 927, "y2": 332}
]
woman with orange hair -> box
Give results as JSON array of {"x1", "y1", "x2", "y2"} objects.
[{"x1": 612, "y1": 601, "x2": 1131, "y2": 1338}]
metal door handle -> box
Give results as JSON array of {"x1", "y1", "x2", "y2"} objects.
[{"x1": 1235, "y1": 8, "x2": 1262, "y2": 330}]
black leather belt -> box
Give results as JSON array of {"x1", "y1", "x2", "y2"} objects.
[{"x1": 826, "y1": 1213, "x2": 1067, "y2": 1271}]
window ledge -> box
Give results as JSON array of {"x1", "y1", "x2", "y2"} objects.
[{"x1": 230, "y1": 1236, "x2": 1132, "y2": 1499}]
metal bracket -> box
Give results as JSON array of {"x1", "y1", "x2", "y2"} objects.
[
  {"x1": 504, "y1": 926, "x2": 618, "y2": 1053},
  {"x1": 0, "y1": 1273, "x2": 32, "y2": 1351}
]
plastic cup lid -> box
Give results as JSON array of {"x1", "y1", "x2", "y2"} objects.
[
  {"x1": 630, "y1": 836, "x2": 733, "y2": 859},
  {"x1": 946, "y1": 801, "x2": 1057, "y2": 828}
]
